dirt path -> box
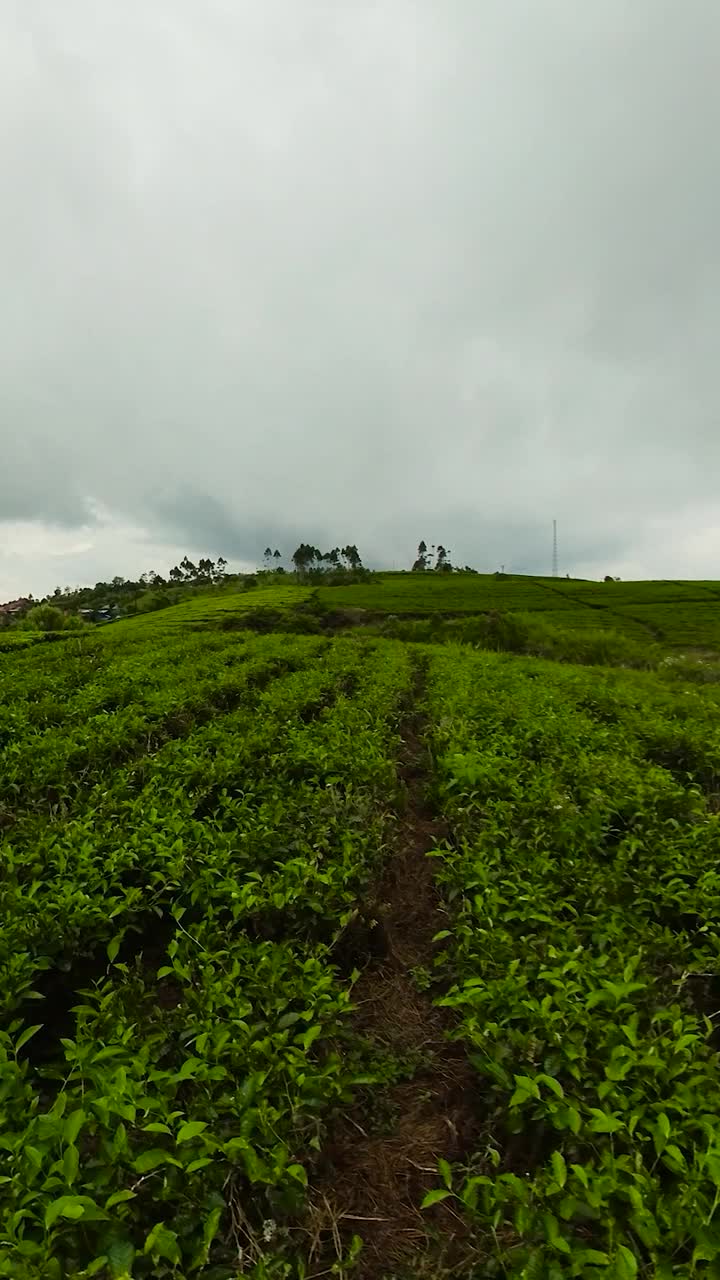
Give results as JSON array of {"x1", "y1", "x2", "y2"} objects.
[{"x1": 305, "y1": 662, "x2": 481, "y2": 1279}]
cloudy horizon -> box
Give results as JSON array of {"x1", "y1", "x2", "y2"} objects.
[{"x1": 2, "y1": 0, "x2": 719, "y2": 599}]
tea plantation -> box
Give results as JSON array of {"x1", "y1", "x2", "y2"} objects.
[
  {"x1": 318, "y1": 572, "x2": 720, "y2": 650},
  {"x1": 2, "y1": 578, "x2": 720, "y2": 1278}
]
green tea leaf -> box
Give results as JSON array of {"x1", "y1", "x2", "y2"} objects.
[
  {"x1": 202, "y1": 1206, "x2": 222, "y2": 1260},
  {"x1": 15, "y1": 1024, "x2": 42, "y2": 1053},
  {"x1": 176, "y1": 1120, "x2": 208, "y2": 1144},
  {"x1": 277, "y1": 1011, "x2": 301, "y2": 1030},
  {"x1": 45, "y1": 1195, "x2": 104, "y2": 1229},
  {"x1": 64, "y1": 1109, "x2": 85, "y2": 1145},
  {"x1": 544, "y1": 1212, "x2": 571, "y2": 1254},
  {"x1": 145, "y1": 1221, "x2": 181, "y2": 1264},
  {"x1": 63, "y1": 1144, "x2": 79, "y2": 1186},
  {"x1": 105, "y1": 1190, "x2": 137, "y2": 1210},
  {"x1": 133, "y1": 1148, "x2": 180, "y2": 1174},
  {"x1": 550, "y1": 1150, "x2": 567, "y2": 1189},
  {"x1": 614, "y1": 1245, "x2": 639, "y2": 1278},
  {"x1": 421, "y1": 1189, "x2": 453, "y2": 1208},
  {"x1": 653, "y1": 1112, "x2": 671, "y2": 1155},
  {"x1": 510, "y1": 1074, "x2": 541, "y2": 1105},
  {"x1": 538, "y1": 1073, "x2": 564, "y2": 1098},
  {"x1": 107, "y1": 1238, "x2": 135, "y2": 1278},
  {"x1": 302, "y1": 1024, "x2": 322, "y2": 1051},
  {"x1": 588, "y1": 1109, "x2": 624, "y2": 1133}
]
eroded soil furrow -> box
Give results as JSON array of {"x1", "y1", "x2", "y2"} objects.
[{"x1": 305, "y1": 663, "x2": 481, "y2": 1279}]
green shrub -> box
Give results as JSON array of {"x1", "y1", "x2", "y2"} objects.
[
  {"x1": 372, "y1": 610, "x2": 659, "y2": 668},
  {"x1": 24, "y1": 604, "x2": 67, "y2": 632},
  {"x1": 135, "y1": 591, "x2": 174, "y2": 614}
]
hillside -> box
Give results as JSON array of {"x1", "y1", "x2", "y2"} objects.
[
  {"x1": 316, "y1": 571, "x2": 720, "y2": 648},
  {"x1": 13, "y1": 572, "x2": 720, "y2": 653},
  {"x1": 1, "y1": 576, "x2": 720, "y2": 1278}
]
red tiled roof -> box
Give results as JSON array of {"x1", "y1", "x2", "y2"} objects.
[{"x1": 0, "y1": 598, "x2": 31, "y2": 612}]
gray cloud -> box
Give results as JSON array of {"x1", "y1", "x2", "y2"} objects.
[
  {"x1": 1, "y1": 0, "x2": 719, "y2": 589},
  {"x1": 148, "y1": 487, "x2": 329, "y2": 564}
]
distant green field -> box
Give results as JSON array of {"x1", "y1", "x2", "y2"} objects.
[
  {"x1": 608, "y1": 603, "x2": 720, "y2": 648},
  {"x1": 317, "y1": 574, "x2": 720, "y2": 649},
  {"x1": 537, "y1": 578, "x2": 720, "y2": 607},
  {"x1": 83, "y1": 574, "x2": 720, "y2": 654},
  {"x1": 536, "y1": 608, "x2": 652, "y2": 640},
  {"x1": 318, "y1": 574, "x2": 579, "y2": 615},
  {"x1": 101, "y1": 584, "x2": 312, "y2": 637}
]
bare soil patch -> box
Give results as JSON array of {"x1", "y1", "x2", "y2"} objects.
[{"x1": 305, "y1": 669, "x2": 483, "y2": 1279}]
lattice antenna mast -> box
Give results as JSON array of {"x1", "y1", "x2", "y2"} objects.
[{"x1": 552, "y1": 519, "x2": 558, "y2": 578}]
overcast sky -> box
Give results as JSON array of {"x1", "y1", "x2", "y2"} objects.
[{"x1": 1, "y1": 0, "x2": 719, "y2": 597}]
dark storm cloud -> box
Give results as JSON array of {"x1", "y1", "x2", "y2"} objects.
[
  {"x1": 3, "y1": 415, "x2": 94, "y2": 527},
  {"x1": 1, "y1": 0, "x2": 719, "y2": 587},
  {"x1": 149, "y1": 488, "x2": 325, "y2": 564}
]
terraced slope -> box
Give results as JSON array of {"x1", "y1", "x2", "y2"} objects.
[{"x1": 317, "y1": 574, "x2": 720, "y2": 649}]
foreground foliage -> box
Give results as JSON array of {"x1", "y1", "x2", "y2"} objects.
[
  {"x1": 425, "y1": 648, "x2": 720, "y2": 1276},
  {"x1": 0, "y1": 630, "x2": 412, "y2": 1277},
  {"x1": 3, "y1": 592, "x2": 720, "y2": 1277}
]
